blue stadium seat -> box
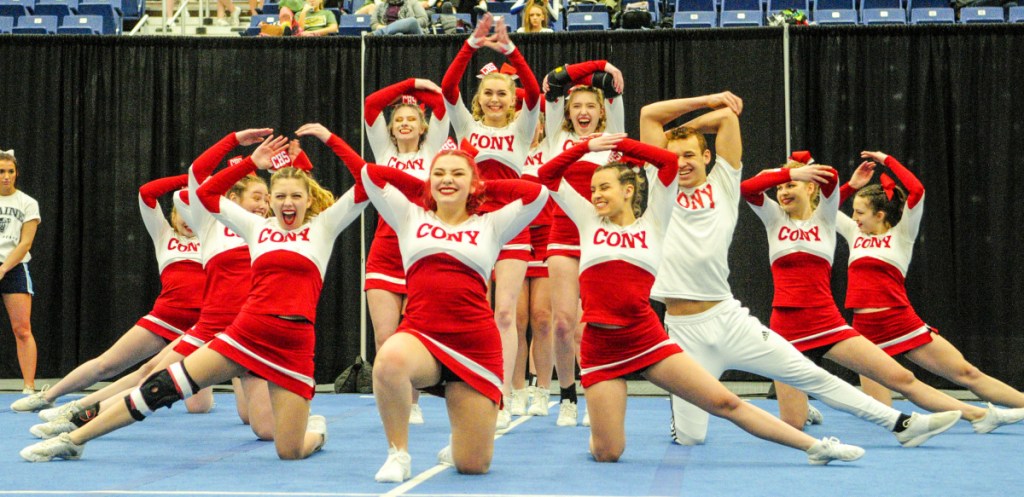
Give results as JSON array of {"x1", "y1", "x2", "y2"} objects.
[
  {"x1": 77, "y1": 0, "x2": 121, "y2": 34},
  {"x1": 12, "y1": 13, "x2": 57, "y2": 32},
  {"x1": 860, "y1": 0, "x2": 899, "y2": 9},
  {"x1": 814, "y1": 8, "x2": 856, "y2": 23},
  {"x1": 32, "y1": 0, "x2": 77, "y2": 23},
  {"x1": 861, "y1": 7, "x2": 904, "y2": 23},
  {"x1": 1009, "y1": 5, "x2": 1024, "y2": 22},
  {"x1": 719, "y1": 9, "x2": 761, "y2": 24},
  {"x1": 676, "y1": 0, "x2": 714, "y2": 11},
  {"x1": 905, "y1": 0, "x2": 947, "y2": 8},
  {"x1": 492, "y1": 12, "x2": 518, "y2": 30},
  {"x1": 566, "y1": 11, "x2": 608, "y2": 29},
  {"x1": 337, "y1": 13, "x2": 370, "y2": 35},
  {"x1": 959, "y1": 6, "x2": 1003, "y2": 22},
  {"x1": 673, "y1": 10, "x2": 716, "y2": 26},
  {"x1": 569, "y1": 2, "x2": 607, "y2": 11},
  {"x1": 0, "y1": 0, "x2": 34, "y2": 21},
  {"x1": 261, "y1": 1, "x2": 279, "y2": 13},
  {"x1": 119, "y1": 0, "x2": 138, "y2": 19},
  {"x1": 243, "y1": 13, "x2": 278, "y2": 35},
  {"x1": 815, "y1": 0, "x2": 852, "y2": 9},
  {"x1": 488, "y1": 1, "x2": 513, "y2": 14},
  {"x1": 57, "y1": 13, "x2": 102, "y2": 32},
  {"x1": 722, "y1": 0, "x2": 760, "y2": 10},
  {"x1": 0, "y1": 14, "x2": 13, "y2": 31},
  {"x1": 909, "y1": 6, "x2": 953, "y2": 23}
]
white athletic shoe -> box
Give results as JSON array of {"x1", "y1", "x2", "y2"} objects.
[
  {"x1": 30, "y1": 418, "x2": 77, "y2": 439},
  {"x1": 509, "y1": 388, "x2": 528, "y2": 416},
  {"x1": 40, "y1": 401, "x2": 83, "y2": 422},
  {"x1": 230, "y1": 5, "x2": 242, "y2": 26},
  {"x1": 894, "y1": 411, "x2": 961, "y2": 447},
  {"x1": 528, "y1": 387, "x2": 550, "y2": 416},
  {"x1": 805, "y1": 405, "x2": 824, "y2": 426},
  {"x1": 437, "y1": 442, "x2": 454, "y2": 466},
  {"x1": 582, "y1": 406, "x2": 590, "y2": 427},
  {"x1": 20, "y1": 433, "x2": 85, "y2": 462},
  {"x1": 972, "y1": 403, "x2": 1024, "y2": 434},
  {"x1": 11, "y1": 385, "x2": 53, "y2": 413},
  {"x1": 556, "y1": 400, "x2": 578, "y2": 427},
  {"x1": 408, "y1": 404, "x2": 424, "y2": 425},
  {"x1": 22, "y1": 387, "x2": 34, "y2": 395},
  {"x1": 805, "y1": 436, "x2": 865, "y2": 465},
  {"x1": 375, "y1": 447, "x2": 412, "y2": 483},
  {"x1": 495, "y1": 408, "x2": 512, "y2": 432},
  {"x1": 307, "y1": 414, "x2": 328, "y2": 453}
]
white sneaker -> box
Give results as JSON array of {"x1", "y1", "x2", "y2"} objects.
[
  {"x1": 556, "y1": 400, "x2": 578, "y2": 427},
  {"x1": 213, "y1": 17, "x2": 230, "y2": 26},
  {"x1": 307, "y1": 414, "x2": 328, "y2": 452},
  {"x1": 230, "y1": 5, "x2": 242, "y2": 26},
  {"x1": 20, "y1": 433, "x2": 85, "y2": 462},
  {"x1": 805, "y1": 436, "x2": 865, "y2": 465},
  {"x1": 409, "y1": 404, "x2": 424, "y2": 425},
  {"x1": 528, "y1": 387, "x2": 550, "y2": 416},
  {"x1": 893, "y1": 411, "x2": 961, "y2": 447},
  {"x1": 11, "y1": 385, "x2": 53, "y2": 413},
  {"x1": 40, "y1": 401, "x2": 83, "y2": 422},
  {"x1": 496, "y1": 408, "x2": 511, "y2": 432},
  {"x1": 582, "y1": 406, "x2": 590, "y2": 427},
  {"x1": 30, "y1": 418, "x2": 77, "y2": 439},
  {"x1": 437, "y1": 443, "x2": 453, "y2": 466},
  {"x1": 375, "y1": 447, "x2": 411, "y2": 483},
  {"x1": 805, "y1": 404, "x2": 824, "y2": 426},
  {"x1": 972, "y1": 403, "x2": 1024, "y2": 434},
  {"x1": 509, "y1": 388, "x2": 528, "y2": 416},
  {"x1": 22, "y1": 386, "x2": 34, "y2": 394}
]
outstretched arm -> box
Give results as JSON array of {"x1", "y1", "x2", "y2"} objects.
[
  {"x1": 840, "y1": 160, "x2": 876, "y2": 204},
  {"x1": 295, "y1": 123, "x2": 368, "y2": 202}
]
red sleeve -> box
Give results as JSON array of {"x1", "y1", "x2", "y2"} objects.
[
  {"x1": 840, "y1": 183, "x2": 856, "y2": 204},
  {"x1": 537, "y1": 141, "x2": 590, "y2": 189},
  {"x1": 506, "y1": 48, "x2": 540, "y2": 110},
  {"x1": 197, "y1": 157, "x2": 258, "y2": 213},
  {"x1": 483, "y1": 179, "x2": 542, "y2": 206},
  {"x1": 740, "y1": 169, "x2": 790, "y2": 206},
  {"x1": 819, "y1": 167, "x2": 839, "y2": 198},
  {"x1": 293, "y1": 150, "x2": 314, "y2": 173},
  {"x1": 409, "y1": 89, "x2": 447, "y2": 120},
  {"x1": 139, "y1": 174, "x2": 188, "y2": 209},
  {"x1": 365, "y1": 164, "x2": 426, "y2": 201},
  {"x1": 192, "y1": 133, "x2": 240, "y2": 183},
  {"x1": 178, "y1": 189, "x2": 191, "y2": 205},
  {"x1": 615, "y1": 138, "x2": 679, "y2": 186},
  {"x1": 441, "y1": 42, "x2": 476, "y2": 105},
  {"x1": 365, "y1": 78, "x2": 417, "y2": 126},
  {"x1": 565, "y1": 60, "x2": 607, "y2": 84},
  {"x1": 883, "y1": 155, "x2": 924, "y2": 209},
  {"x1": 325, "y1": 134, "x2": 368, "y2": 202}
]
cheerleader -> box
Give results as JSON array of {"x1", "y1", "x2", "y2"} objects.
[
  {"x1": 540, "y1": 58, "x2": 624, "y2": 425},
  {"x1": 362, "y1": 147, "x2": 548, "y2": 482},
  {"x1": 538, "y1": 132, "x2": 863, "y2": 464},
  {"x1": 22, "y1": 127, "x2": 366, "y2": 462},
  {"x1": 742, "y1": 152, "x2": 1020, "y2": 437},
  {"x1": 441, "y1": 13, "x2": 541, "y2": 429},
  {"x1": 839, "y1": 151, "x2": 1024, "y2": 417},
  {"x1": 11, "y1": 173, "x2": 204, "y2": 420},
  {"x1": 364, "y1": 77, "x2": 451, "y2": 425}
]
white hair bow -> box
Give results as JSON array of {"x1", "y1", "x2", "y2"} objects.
[{"x1": 0, "y1": 149, "x2": 13, "y2": 158}]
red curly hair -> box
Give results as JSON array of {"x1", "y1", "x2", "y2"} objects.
[{"x1": 422, "y1": 150, "x2": 486, "y2": 214}]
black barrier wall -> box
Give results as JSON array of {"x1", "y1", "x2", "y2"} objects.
[{"x1": 0, "y1": 26, "x2": 1021, "y2": 388}]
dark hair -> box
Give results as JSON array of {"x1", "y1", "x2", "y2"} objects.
[
  {"x1": 856, "y1": 183, "x2": 907, "y2": 228},
  {"x1": 594, "y1": 161, "x2": 646, "y2": 218}
]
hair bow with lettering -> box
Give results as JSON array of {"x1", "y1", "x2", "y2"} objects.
[
  {"x1": 879, "y1": 173, "x2": 896, "y2": 201},
  {"x1": 269, "y1": 150, "x2": 315, "y2": 173},
  {"x1": 789, "y1": 150, "x2": 814, "y2": 165},
  {"x1": 477, "y1": 62, "x2": 519, "y2": 80},
  {"x1": 400, "y1": 94, "x2": 427, "y2": 112}
]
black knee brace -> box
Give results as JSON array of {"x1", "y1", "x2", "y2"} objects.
[
  {"x1": 124, "y1": 362, "x2": 200, "y2": 421},
  {"x1": 590, "y1": 71, "x2": 621, "y2": 98},
  {"x1": 545, "y1": 64, "x2": 573, "y2": 102}
]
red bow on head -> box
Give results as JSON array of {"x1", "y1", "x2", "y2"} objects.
[
  {"x1": 478, "y1": 62, "x2": 519, "y2": 80},
  {"x1": 789, "y1": 150, "x2": 815, "y2": 165},
  {"x1": 400, "y1": 95, "x2": 427, "y2": 112},
  {"x1": 268, "y1": 150, "x2": 313, "y2": 172},
  {"x1": 880, "y1": 173, "x2": 896, "y2": 201}
]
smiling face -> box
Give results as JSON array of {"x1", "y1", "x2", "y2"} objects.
[
  {"x1": 852, "y1": 195, "x2": 888, "y2": 235},
  {"x1": 429, "y1": 154, "x2": 476, "y2": 211},
  {"x1": 389, "y1": 104, "x2": 426, "y2": 146},
  {"x1": 566, "y1": 89, "x2": 605, "y2": 137},
  {"x1": 666, "y1": 135, "x2": 711, "y2": 189},
  {"x1": 228, "y1": 178, "x2": 269, "y2": 218},
  {"x1": 0, "y1": 159, "x2": 17, "y2": 196},
  {"x1": 170, "y1": 208, "x2": 194, "y2": 238},
  {"x1": 591, "y1": 167, "x2": 634, "y2": 220},
  {"x1": 270, "y1": 177, "x2": 312, "y2": 230},
  {"x1": 775, "y1": 179, "x2": 816, "y2": 218},
  {"x1": 473, "y1": 74, "x2": 517, "y2": 127}
]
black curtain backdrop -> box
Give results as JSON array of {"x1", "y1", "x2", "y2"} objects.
[{"x1": 0, "y1": 26, "x2": 1021, "y2": 388}]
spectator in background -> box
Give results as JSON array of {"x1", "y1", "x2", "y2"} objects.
[
  {"x1": 510, "y1": 0, "x2": 559, "y2": 22},
  {"x1": 0, "y1": 150, "x2": 40, "y2": 396},
  {"x1": 516, "y1": 2, "x2": 553, "y2": 32},
  {"x1": 371, "y1": 0, "x2": 429, "y2": 34},
  {"x1": 299, "y1": 0, "x2": 340, "y2": 35}
]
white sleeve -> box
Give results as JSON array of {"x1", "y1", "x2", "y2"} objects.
[
  {"x1": 895, "y1": 192, "x2": 925, "y2": 241},
  {"x1": 188, "y1": 165, "x2": 221, "y2": 244},
  {"x1": 549, "y1": 178, "x2": 595, "y2": 228},
  {"x1": 489, "y1": 188, "x2": 551, "y2": 246},
  {"x1": 746, "y1": 195, "x2": 784, "y2": 228},
  {"x1": 545, "y1": 96, "x2": 565, "y2": 144},
  {"x1": 310, "y1": 187, "x2": 367, "y2": 240},
  {"x1": 514, "y1": 100, "x2": 540, "y2": 151},
  {"x1": 366, "y1": 113, "x2": 393, "y2": 163},
  {"x1": 605, "y1": 96, "x2": 625, "y2": 134},
  {"x1": 21, "y1": 196, "x2": 40, "y2": 223},
  {"x1": 172, "y1": 191, "x2": 195, "y2": 229},
  {"x1": 835, "y1": 211, "x2": 859, "y2": 242},
  {"x1": 209, "y1": 196, "x2": 265, "y2": 244},
  {"x1": 424, "y1": 110, "x2": 452, "y2": 154},
  {"x1": 361, "y1": 168, "x2": 414, "y2": 233},
  {"x1": 446, "y1": 99, "x2": 476, "y2": 141},
  {"x1": 645, "y1": 172, "x2": 678, "y2": 233},
  {"x1": 816, "y1": 183, "x2": 840, "y2": 229},
  {"x1": 138, "y1": 194, "x2": 172, "y2": 245}
]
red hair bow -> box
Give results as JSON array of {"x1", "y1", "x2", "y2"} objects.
[
  {"x1": 789, "y1": 150, "x2": 815, "y2": 165},
  {"x1": 478, "y1": 62, "x2": 519, "y2": 80},
  {"x1": 880, "y1": 173, "x2": 896, "y2": 201},
  {"x1": 400, "y1": 95, "x2": 427, "y2": 112}
]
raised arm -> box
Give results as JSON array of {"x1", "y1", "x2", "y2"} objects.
[
  {"x1": 295, "y1": 123, "x2": 368, "y2": 202},
  {"x1": 740, "y1": 166, "x2": 836, "y2": 206},
  {"x1": 138, "y1": 174, "x2": 189, "y2": 239},
  {"x1": 536, "y1": 141, "x2": 592, "y2": 189},
  {"x1": 680, "y1": 107, "x2": 742, "y2": 169},
  {"x1": 864, "y1": 151, "x2": 924, "y2": 209},
  {"x1": 614, "y1": 138, "x2": 679, "y2": 186},
  {"x1": 365, "y1": 79, "x2": 418, "y2": 127},
  {"x1": 640, "y1": 92, "x2": 742, "y2": 159},
  {"x1": 440, "y1": 18, "x2": 488, "y2": 106},
  {"x1": 840, "y1": 160, "x2": 876, "y2": 204},
  {"x1": 191, "y1": 128, "x2": 272, "y2": 183}
]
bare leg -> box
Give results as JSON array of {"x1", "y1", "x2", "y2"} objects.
[
  {"x1": 232, "y1": 377, "x2": 249, "y2": 424},
  {"x1": 512, "y1": 281, "x2": 531, "y2": 391},
  {"x1": 529, "y1": 276, "x2": 554, "y2": 389},
  {"x1": 445, "y1": 382, "x2": 497, "y2": 474},
  {"x1": 75, "y1": 339, "x2": 183, "y2": 408},
  {"x1": 494, "y1": 259, "x2": 527, "y2": 400},
  {"x1": 907, "y1": 334, "x2": 1024, "y2": 408},
  {"x1": 266, "y1": 383, "x2": 320, "y2": 459},
  {"x1": 241, "y1": 373, "x2": 275, "y2": 440},
  {"x1": 859, "y1": 375, "x2": 893, "y2": 406},
  {"x1": 547, "y1": 256, "x2": 580, "y2": 391},
  {"x1": 368, "y1": 289, "x2": 419, "y2": 405},
  {"x1": 774, "y1": 380, "x2": 810, "y2": 430},
  {"x1": 584, "y1": 378, "x2": 627, "y2": 461},
  {"x1": 5, "y1": 293, "x2": 36, "y2": 389},
  {"x1": 42, "y1": 326, "x2": 166, "y2": 401},
  {"x1": 372, "y1": 333, "x2": 441, "y2": 451}
]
